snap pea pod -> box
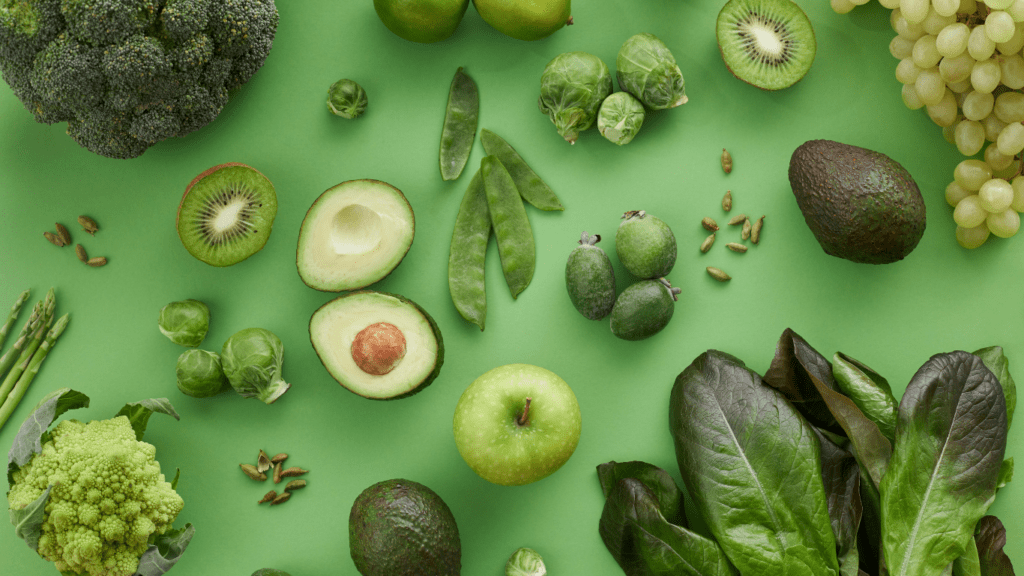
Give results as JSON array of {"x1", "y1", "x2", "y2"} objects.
[
  {"x1": 480, "y1": 129, "x2": 564, "y2": 211},
  {"x1": 439, "y1": 67, "x2": 479, "y2": 181},
  {"x1": 448, "y1": 170, "x2": 491, "y2": 330},
  {"x1": 481, "y1": 155, "x2": 535, "y2": 299}
]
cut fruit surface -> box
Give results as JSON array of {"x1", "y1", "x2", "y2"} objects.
[
  {"x1": 297, "y1": 180, "x2": 415, "y2": 291},
  {"x1": 310, "y1": 291, "x2": 443, "y2": 400},
  {"x1": 176, "y1": 163, "x2": 278, "y2": 267},
  {"x1": 717, "y1": 0, "x2": 816, "y2": 91}
]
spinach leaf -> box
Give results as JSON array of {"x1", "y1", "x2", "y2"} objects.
[
  {"x1": 880, "y1": 352, "x2": 1008, "y2": 576},
  {"x1": 670, "y1": 350, "x2": 840, "y2": 575},
  {"x1": 975, "y1": 516, "x2": 1015, "y2": 576},
  {"x1": 764, "y1": 330, "x2": 892, "y2": 489},
  {"x1": 598, "y1": 461, "x2": 685, "y2": 525},
  {"x1": 972, "y1": 347, "x2": 1015, "y2": 428},
  {"x1": 953, "y1": 536, "x2": 981, "y2": 576},
  {"x1": 833, "y1": 352, "x2": 899, "y2": 442},
  {"x1": 599, "y1": 478, "x2": 737, "y2": 576},
  {"x1": 815, "y1": 429, "x2": 863, "y2": 560}
]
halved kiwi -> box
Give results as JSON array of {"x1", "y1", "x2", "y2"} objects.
[
  {"x1": 176, "y1": 163, "x2": 278, "y2": 267},
  {"x1": 717, "y1": 0, "x2": 816, "y2": 91}
]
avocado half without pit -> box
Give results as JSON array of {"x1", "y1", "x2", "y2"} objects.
[
  {"x1": 297, "y1": 180, "x2": 415, "y2": 291},
  {"x1": 310, "y1": 292, "x2": 444, "y2": 400}
]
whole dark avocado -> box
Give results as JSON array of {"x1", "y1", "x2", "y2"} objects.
[
  {"x1": 788, "y1": 140, "x2": 926, "y2": 264},
  {"x1": 349, "y1": 478, "x2": 461, "y2": 576}
]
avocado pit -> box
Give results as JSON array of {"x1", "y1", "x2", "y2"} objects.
[{"x1": 351, "y1": 322, "x2": 407, "y2": 375}]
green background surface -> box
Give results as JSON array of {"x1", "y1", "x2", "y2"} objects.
[{"x1": 0, "y1": 0, "x2": 1020, "y2": 574}]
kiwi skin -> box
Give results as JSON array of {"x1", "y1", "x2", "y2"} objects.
[{"x1": 176, "y1": 162, "x2": 277, "y2": 267}]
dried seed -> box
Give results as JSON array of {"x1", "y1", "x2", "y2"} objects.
[
  {"x1": 706, "y1": 267, "x2": 731, "y2": 282},
  {"x1": 728, "y1": 214, "x2": 747, "y2": 226},
  {"x1": 270, "y1": 453, "x2": 288, "y2": 465},
  {"x1": 75, "y1": 244, "x2": 88, "y2": 262},
  {"x1": 701, "y1": 217, "x2": 719, "y2": 232},
  {"x1": 78, "y1": 215, "x2": 99, "y2": 235},
  {"x1": 55, "y1": 223, "x2": 71, "y2": 245},
  {"x1": 240, "y1": 463, "x2": 267, "y2": 482},
  {"x1": 700, "y1": 233, "x2": 716, "y2": 254},
  {"x1": 258, "y1": 490, "x2": 277, "y2": 504},
  {"x1": 86, "y1": 256, "x2": 107, "y2": 267},
  {"x1": 722, "y1": 190, "x2": 732, "y2": 212},
  {"x1": 280, "y1": 467, "x2": 309, "y2": 479},
  {"x1": 285, "y1": 479, "x2": 307, "y2": 491},
  {"x1": 741, "y1": 218, "x2": 752, "y2": 241},
  {"x1": 273, "y1": 461, "x2": 283, "y2": 484},
  {"x1": 752, "y1": 216, "x2": 765, "y2": 244},
  {"x1": 43, "y1": 232, "x2": 65, "y2": 247},
  {"x1": 721, "y1": 148, "x2": 733, "y2": 174},
  {"x1": 726, "y1": 242, "x2": 748, "y2": 253},
  {"x1": 270, "y1": 492, "x2": 292, "y2": 506},
  {"x1": 257, "y1": 450, "x2": 271, "y2": 474}
]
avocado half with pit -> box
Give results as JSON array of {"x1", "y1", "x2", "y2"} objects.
[
  {"x1": 310, "y1": 291, "x2": 444, "y2": 400},
  {"x1": 297, "y1": 180, "x2": 415, "y2": 291}
]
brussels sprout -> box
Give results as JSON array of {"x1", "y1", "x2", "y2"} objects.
[
  {"x1": 616, "y1": 33, "x2": 688, "y2": 110},
  {"x1": 597, "y1": 92, "x2": 645, "y2": 146},
  {"x1": 158, "y1": 300, "x2": 210, "y2": 347},
  {"x1": 506, "y1": 547, "x2": 546, "y2": 576},
  {"x1": 538, "y1": 52, "x2": 613, "y2": 144},
  {"x1": 175, "y1": 349, "x2": 229, "y2": 398},
  {"x1": 327, "y1": 79, "x2": 368, "y2": 119},
  {"x1": 221, "y1": 328, "x2": 291, "y2": 404}
]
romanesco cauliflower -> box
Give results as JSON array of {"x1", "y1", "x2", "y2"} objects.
[{"x1": 7, "y1": 415, "x2": 184, "y2": 576}]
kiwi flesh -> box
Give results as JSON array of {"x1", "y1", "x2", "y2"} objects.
[
  {"x1": 717, "y1": 0, "x2": 816, "y2": 91},
  {"x1": 176, "y1": 163, "x2": 278, "y2": 267}
]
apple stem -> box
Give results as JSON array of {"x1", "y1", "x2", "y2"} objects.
[{"x1": 517, "y1": 397, "x2": 532, "y2": 426}]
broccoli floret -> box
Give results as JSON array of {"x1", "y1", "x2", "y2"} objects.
[
  {"x1": 7, "y1": 416, "x2": 184, "y2": 576},
  {"x1": 0, "y1": 0, "x2": 277, "y2": 159}
]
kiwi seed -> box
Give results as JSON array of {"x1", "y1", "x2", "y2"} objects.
[{"x1": 716, "y1": 0, "x2": 816, "y2": 91}]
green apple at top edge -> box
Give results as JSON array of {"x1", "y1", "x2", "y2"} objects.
[
  {"x1": 474, "y1": 0, "x2": 572, "y2": 41},
  {"x1": 373, "y1": 0, "x2": 470, "y2": 43},
  {"x1": 453, "y1": 364, "x2": 581, "y2": 486}
]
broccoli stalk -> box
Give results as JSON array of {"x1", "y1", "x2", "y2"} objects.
[{"x1": 0, "y1": 313, "x2": 69, "y2": 430}]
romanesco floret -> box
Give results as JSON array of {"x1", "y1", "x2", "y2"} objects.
[{"x1": 7, "y1": 415, "x2": 184, "y2": 576}]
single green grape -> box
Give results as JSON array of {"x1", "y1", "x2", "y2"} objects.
[
  {"x1": 987, "y1": 208, "x2": 1021, "y2": 237},
  {"x1": 1010, "y1": 176, "x2": 1024, "y2": 211},
  {"x1": 956, "y1": 224, "x2": 991, "y2": 249},
  {"x1": 954, "y1": 159, "x2": 994, "y2": 191},
  {"x1": 946, "y1": 181, "x2": 971, "y2": 207},
  {"x1": 979, "y1": 178, "x2": 1014, "y2": 212},
  {"x1": 954, "y1": 194, "x2": 989, "y2": 228}
]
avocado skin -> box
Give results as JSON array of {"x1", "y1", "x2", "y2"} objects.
[
  {"x1": 789, "y1": 140, "x2": 926, "y2": 264},
  {"x1": 350, "y1": 479, "x2": 461, "y2": 576}
]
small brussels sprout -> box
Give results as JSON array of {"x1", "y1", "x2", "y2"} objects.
[
  {"x1": 221, "y1": 327, "x2": 291, "y2": 404},
  {"x1": 327, "y1": 79, "x2": 368, "y2": 119},
  {"x1": 175, "y1": 349, "x2": 229, "y2": 398},
  {"x1": 597, "y1": 92, "x2": 645, "y2": 146},
  {"x1": 158, "y1": 299, "x2": 210, "y2": 347},
  {"x1": 538, "y1": 52, "x2": 613, "y2": 144},
  {"x1": 616, "y1": 33, "x2": 688, "y2": 110},
  {"x1": 506, "y1": 547, "x2": 546, "y2": 576}
]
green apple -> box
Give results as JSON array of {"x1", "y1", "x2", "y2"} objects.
[{"x1": 453, "y1": 363, "x2": 581, "y2": 486}]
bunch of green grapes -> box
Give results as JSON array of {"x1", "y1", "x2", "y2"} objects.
[{"x1": 832, "y1": 0, "x2": 1024, "y2": 248}]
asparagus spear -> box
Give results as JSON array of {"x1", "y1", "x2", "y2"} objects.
[
  {"x1": 0, "y1": 313, "x2": 69, "y2": 430},
  {"x1": 0, "y1": 289, "x2": 30, "y2": 350},
  {"x1": 0, "y1": 289, "x2": 54, "y2": 404},
  {"x1": 0, "y1": 300, "x2": 42, "y2": 382}
]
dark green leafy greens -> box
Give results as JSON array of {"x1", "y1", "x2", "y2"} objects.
[
  {"x1": 973, "y1": 346, "x2": 1016, "y2": 428},
  {"x1": 975, "y1": 516, "x2": 1015, "y2": 576},
  {"x1": 880, "y1": 352, "x2": 1008, "y2": 576},
  {"x1": 833, "y1": 352, "x2": 899, "y2": 442},
  {"x1": 815, "y1": 428, "x2": 863, "y2": 574},
  {"x1": 597, "y1": 461, "x2": 684, "y2": 525}
]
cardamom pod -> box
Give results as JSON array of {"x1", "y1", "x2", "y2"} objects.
[
  {"x1": 722, "y1": 190, "x2": 732, "y2": 212},
  {"x1": 240, "y1": 463, "x2": 267, "y2": 481},
  {"x1": 280, "y1": 467, "x2": 309, "y2": 479},
  {"x1": 273, "y1": 461, "x2": 283, "y2": 484},
  {"x1": 721, "y1": 148, "x2": 733, "y2": 174},
  {"x1": 78, "y1": 215, "x2": 99, "y2": 235},
  {"x1": 258, "y1": 490, "x2": 277, "y2": 504},
  {"x1": 43, "y1": 232, "x2": 65, "y2": 247},
  {"x1": 728, "y1": 214, "x2": 747, "y2": 226},
  {"x1": 75, "y1": 244, "x2": 88, "y2": 262},
  {"x1": 741, "y1": 218, "x2": 752, "y2": 240},
  {"x1": 752, "y1": 216, "x2": 765, "y2": 244},
  {"x1": 706, "y1": 267, "x2": 731, "y2": 282},
  {"x1": 257, "y1": 450, "x2": 271, "y2": 473},
  {"x1": 701, "y1": 217, "x2": 719, "y2": 232},
  {"x1": 86, "y1": 256, "x2": 107, "y2": 267},
  {"x1": 700, "y1": 233, "x2": 716, "y2": 254},
  {"x1": 270, "y1": 453, "x2": 288, "y2": 465},
  {"x1": 285, "y1": 479, "x2": 307, "y2": 491},
  {"x1": 726, "y1": 242, "x2": 748, "y2": 253},
  {"x1": 55, "y1": 223, "x2": 71, "y2": 245},
  {"x1": 270, "y1": 492, "x2": 292, "y2": 506}
]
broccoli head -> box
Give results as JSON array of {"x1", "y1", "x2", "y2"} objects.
[
  {"x1": 7, "y1": 416, "x2": 184, "y2": 576},
  {"x1": 0, "y1": 0, "x2": 278, "y2": 159}
]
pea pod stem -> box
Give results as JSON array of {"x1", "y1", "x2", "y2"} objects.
[
  {"x1": 439, "y1": 67, "x2": 479, "y2": 181},
  {"x1": 481, "y1": 155, "x2": 536, "y2": 299},
  {"x1": 448, "y1": 169, "x2": 491, "y2": 330},
  {"x1": 0, "y1": 313, "x2": 69, "y2": 430},
  {"x1": 480, "y1": 129, "x2": 564, "y2": 211}
]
